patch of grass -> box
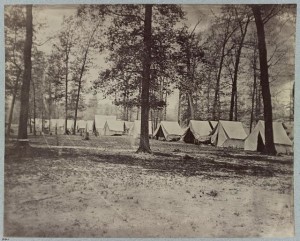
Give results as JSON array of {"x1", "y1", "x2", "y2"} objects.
[{"x1": 207, "y1": 190, "x2": 218, "y2": 197}]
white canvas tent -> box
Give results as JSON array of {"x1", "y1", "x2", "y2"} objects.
[
  {"x1": 153, "y1": 121, "x2": 184, "y2": 141},
  {"x1": 283, "y1": 121, "x2": 294, "y2": 141},
  {"x1": 124, "y1": 121, "x2": 134, "y2": 134},
  {"x1": 31, "y1": 118, "x2": 42, "y2": 132},
  {"x1": 103, "y1": 120, "x2": 124, "y2": 136},
  {"x1": 182, "y1": 120, "x2": 213, "y2": 144},
  {"x1": 128, "y1": 120, "x2": 153, "y2": 138},
  {"x1": 209, "y1": 121, "x2": 218, "y2": 129},
  {"x1": 50, "y1": 119, "x2": 65, "y2": 134},
  {"x1": 76, "y1": 120, "x2": 86, "y2": 132},
  {"x1": 211, "y1": 120, "x2": 247, "y2": 148},
  {"x1": 94, "y1": 115, "x2": 117, "y2": 135},
  {"x1": 244, "y1": 120, "x2": 293, "y2": 154},
  {"x1": 67, "y1": 120, "x2": 74, "y2": 130},
  {"x1": 31, "y1": 118, "x2": 50, "y2": 133},
  {"x1": 86, "y1": 120, "x2": 94, "y2": 132}
]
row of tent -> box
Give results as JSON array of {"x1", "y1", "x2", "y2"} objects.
[
  {"x1": 149, "y1": 120, "x2": 292, "y2": 154},
  {"x1": 181, "y1": 120, "x2": 293, "y2": 154},
  {"x1": 32, "y1": 115, "x2": 293, "y2": 154},
  {"x1": 31, "y1": 118, "x2": 94, "y2": 134}
]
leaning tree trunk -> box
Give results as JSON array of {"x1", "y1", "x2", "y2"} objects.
[
  {"x1": 137, "y1": 4, "x2": 152, "y2": 153},
  {"x1": 229, "y1": 18, "x2": 250, "y2": 121},
  {"x1": 73, "y1": 25, "x2": 97, "y2": 135},
  {"x1": 252, "y1": 5, "x2": 276, "y2": 155},
  {"x1": 17, "y1": 5, "x2": 33, "y2": 148}
]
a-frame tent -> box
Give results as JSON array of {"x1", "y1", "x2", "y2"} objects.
[
  {"x1": 85, "y1": 120, "x2": 94, "y2": 133},
  {"x1": 67, "y1": 120, "x2": 74, "y2": 130},
  {"x1": 93, "y1": 115, "x2": 117, "y2": 135},
  {"x1": 182, "y1": 120, "x2": 213, "y2": 144},
  {"x1": 128, "y1": 120, "x2": 153, "y2": 138},
  {"x1": 50, "y1": 119, "x2": 65, "y2": 134},
  {"x1": 211, "y1": 120, "x2": 247, "y2": 148},
  {"x1": 209, "y1": 121, "x2": 218, "y2": 130},
  {"x1": 283, "y1": 121, "x2": 294, "y2": 141},
  {"x1": 124, "y1": 121, "x2": 134, "y2": 134},
  {"x1": 153, "y1": 121, "x2": 184, "y2": 141},
  {"x1": 76, "y1": 120, "x2": 86, "y2": 133},
  {"x1": 103, "y1": 120, "x2": 124, "y2": 136},
  {"x1": 244, "y1": 120, "x2": 293, "y2": 154}
]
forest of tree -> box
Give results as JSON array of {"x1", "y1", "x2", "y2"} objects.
[{"x1": 4, "y1": 4, "x2": 296, "y2": 154}]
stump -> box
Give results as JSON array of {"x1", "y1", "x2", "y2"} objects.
[{"x1": 84, "y1": 132, "x2": 90, "y2": 140}]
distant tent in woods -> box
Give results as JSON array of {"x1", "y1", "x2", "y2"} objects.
[
  {"x1": 31, "y1": 118, "x2": 49, "y2": 132},
  {"x1": 103, "y1": 120, "x2": 124, "y2": 136},
  {"x1": 283, "y1": 121, "x2": 294, "y2": 141},
  {"x1": 211, "y1": 120, "x2": 247, "y2": 148},
  {"x1": 50, "y1": 119, "x2": 65, "y2": 134},
  {"x1": 93, "y1": 115, "x2": 117, "y2": 135},
  {"x1": 128, "y1": 120, "x2": 153, "y2": 138},
  {"x1": 245, "y1": 120, "x2": 293, "y2": 154},
  {"x1": 182, "y1": 120, "x2": 213, "y2": 144},
  {"x1": 153, "y1": 121, "x2": 184, "y2": 141},
  {"x1": 76, "y1": 120, "x2": 86, "y2": 132},
  {"x1": 124, "y1": 121, "x2": 134, "y2": 134},
  {"x1": 85, "y1": 120, "x2": 94, "y2": 133},
  {"x1": 31, "y1": 118, "x2": 42, "y2": 130},
  {"x1": 67, "y1": 120, "x2": 74, "y2": 130},
  {"x1": 209, "y1": 121, "x2": 218, "y2": 130}
]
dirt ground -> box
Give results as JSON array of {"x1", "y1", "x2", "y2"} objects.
[{"x1": 4, "y1": 134, "x2": 294, "y2": 238}]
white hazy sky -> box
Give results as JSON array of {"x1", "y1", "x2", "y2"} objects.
[
  {"x1": 32, "y1": 4, "x2": 294, "y2": 110},
  {"x1": 33, "y1": 4, "x2": 222, "y2": 107}
]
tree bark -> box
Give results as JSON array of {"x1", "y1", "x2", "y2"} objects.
[
  {"x1": 252, "y1": 5, "x2": 276, "y2": 155},
  {"x1": 178, "y1": 90, "x2": 182, "y2": 126},
  {"x1": 250, "y1": 67, "x2": 256, "y2": 132},
  {"x1": 64, "y1": 60, "x2": 69, "y2": 134},
  {"x1": 137, "y1": 4, "x2": 152, "y2": 153},
  {"x1": 250, "y1": 46, "x2": 257, "y2": 133},
  {"x1": 17, "y1": 5, "x2": 33, "y2": 147},
  {"x1": 73, "y1": 25, "x2": 98, "y2": 135},
  {"x1": 164, "y1": 92, "x2": 167, "y2": 121},
  {"x1": 32, "y1": 79, "x2": 36, "y2": 135},
  {"x1": 7, "y1": 70, "x2": 21, "y2": 137},
  {"x1": 229, "y1": 14, "x2": 250, "y2": 121},
  {"x1": 213, "y1": 44, "x2": 226, "y2": 120},
  {"x1": 187, "y1": 91, "x2": 195, "y2": 121}
]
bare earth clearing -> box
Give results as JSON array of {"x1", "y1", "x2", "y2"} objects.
[{"x1": 4, "y1": 135, "x2": 294, "y2": 237}]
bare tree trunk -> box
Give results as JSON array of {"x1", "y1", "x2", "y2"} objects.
[
  {"x1": 17, "y1": 5, "x2": 33, "y2": 148},
  {"x1": 7, "y1": 71, "x2": 21, "y2": 137},
  {"x1": 250, "y1": 47, "x2": 257, "y2": 132},
  {"x1": 164, "y1": 92, "x2": 167, "y2": 121},
  {"x1": 250, "y1": 76, "x2": 256, "y2": 133},
  {"x1": 206, "y1": 75, "x2": 211, "y2": 118},
  {"x1": 187, "y1": 91, "x2": 195, "y2": 121},
  {"x1": 137, "y1": 4, "x2": 152, "y2": 153},
  {"x1": 32, "y1": 79, "x2": 36, "y2": 136},
  {"x1": 252, "y1": 5, "x2": 276, "y2": 155},
  {"x1": 178, "y1": 90, "x2": 182, "y2": 125},
  {"x1": 213, "y1": 45, "x2": 226, "y2": 120},
  {"x1": 229, "y1": 16, "x2": 250, "y2": 121},
  {"x1": 65, "y1": 71, "x2": 68, "y2": 134},
  {"x1": 73, "y1": 26, "x2": 98, "y2": 135},
  {"x1": 234, "y1": 92, "x2": 238, "y2": 121},
  {"x1": 64, "y1": 47, "x2": 70, "y2": 134}
]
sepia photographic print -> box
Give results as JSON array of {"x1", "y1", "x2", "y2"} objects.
[{"x1": 3, "y1": 2, "x2": 298, "y2": 238}]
